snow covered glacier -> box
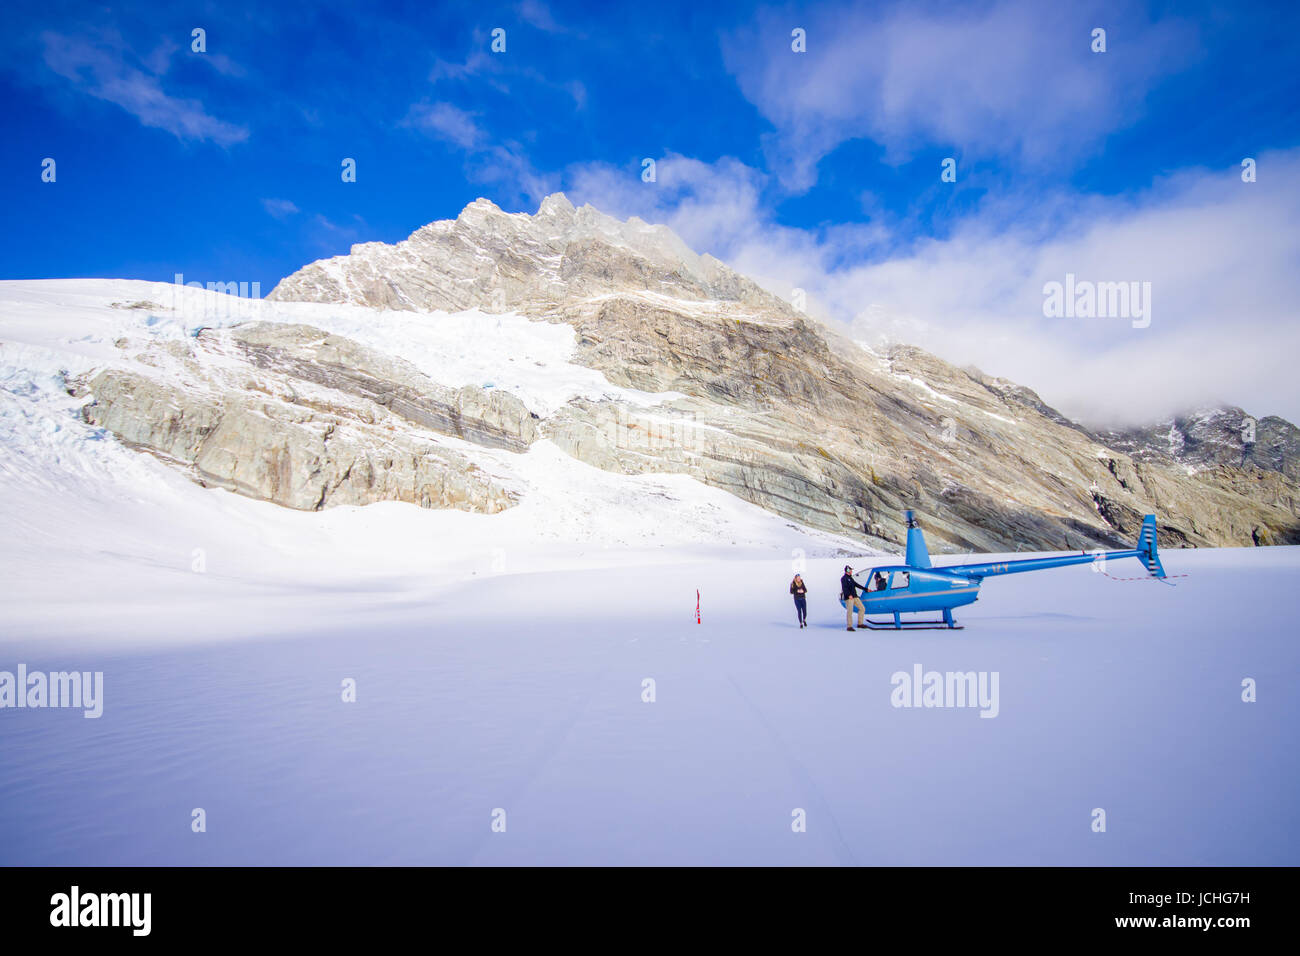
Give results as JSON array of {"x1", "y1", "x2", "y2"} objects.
[{"x1": 1, "y1": 279, "x2": 1296, "y2": 865}]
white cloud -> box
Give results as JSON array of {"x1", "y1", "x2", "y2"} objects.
[
  {"x1": 142, "y1": 38, "x2": 178, "y2": 77},
  {"x1": 406, "y1": 102, "x2": 487, "y2": 149},
  {"x1": 429, "y1": 52, "x2": 493, "y2": 84},
  {"x1": 723, "y1": 0, "x2": 1194, "y2": 190},
  {"x1": 306, "y1": 213, "x2": 373, "y2": 253},
  {"x1": 564, "y1": 80, "x2": 587, "y2": 110},
  {"x1": 40, "y1": 31, "x2": 248, "y2": 146},
  {"x1": 473, "y1": 146, "x2": 557, "y2": 206},
  {"x1": 197, "y1": 51, "x2": 247, "y2": 78},
  {"x1": 261, "y1": 198, "x2": 299, "y2": 219},
  {"x1": 406, "y1": 103, "x2": 555, "y2": 205},
  {"x1": 566, "y1": 150, "x2": 1300, "y2": 426},
  {"x1": 517, "y1": 0, "x2": 563, "y2": 33}
]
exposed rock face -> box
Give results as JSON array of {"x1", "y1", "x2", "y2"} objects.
[
  {"x1": 83, "y1": 193, "x2": 1300, "y2": 551},
  {"x1": 82, "y1": 325, "x2": 522, "y2": 514},
  {"x1": 1095, "y1": 407, "x2": 1300, "y2": 483},
  {"x1": 228, "y1": 323, "x2": 540, "y2": 452}
]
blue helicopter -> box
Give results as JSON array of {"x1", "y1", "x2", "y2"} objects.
[{"x1": 840, "y1": 510, "x2": 1167, "y2": 630}]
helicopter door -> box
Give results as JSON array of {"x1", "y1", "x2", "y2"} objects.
[{"x1": 889, "y1": 571, "x2": 910, "y2": 590}]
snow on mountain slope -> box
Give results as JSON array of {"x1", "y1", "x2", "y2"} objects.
[
  {"x1": 0, "y1": 279, "x2": 866, "y2": 645},
  {"x1": 0, "y1": 279, "x2": 679, "y2": 417}
]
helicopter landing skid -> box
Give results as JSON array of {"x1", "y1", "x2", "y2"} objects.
[{"x1": 859, "y1": 616, "x2": 964, "y2": 631}]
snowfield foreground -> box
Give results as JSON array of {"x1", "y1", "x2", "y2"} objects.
[
  {"x1": 2, "y1": 546, "x2": 1297, "y2": 866},
  {"x1": 1, "y1": 280, "x2": 1297, "y2": 865}
]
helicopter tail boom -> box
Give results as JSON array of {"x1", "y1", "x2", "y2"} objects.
[{"x1": 940, "y1": 515, "x2": 1166, "y2": 580}]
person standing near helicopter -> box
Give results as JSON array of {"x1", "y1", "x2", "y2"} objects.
[
  {"x1": 789, "y1": 573, "x2": 808, "y2": 628},
  {"x1": 841, "y1": 566, "x2": 867, "y2": 631}
]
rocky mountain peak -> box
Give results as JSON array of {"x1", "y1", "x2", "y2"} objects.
[
  {"x1": 536, "y1": 191, "x2": 577, "y2": 219},
  {"x1": 1094, "y1": 405, "x2": 1300, "y2": 481},
  {"x1": 267, "y1": 194, "x2": 790, "y2": 317},
  {"x1": 99, "y1": 198, "x2": 1293, "y2": 552}
]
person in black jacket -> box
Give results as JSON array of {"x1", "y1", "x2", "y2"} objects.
[
  {"x1": 789, "y1": 574, "x2": 808, "y2": 628},
  {"x1": 840, "y1": 566, "x2": 867, "y2": 631}
]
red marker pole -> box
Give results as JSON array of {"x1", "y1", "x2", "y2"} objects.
[{"x1": 696, "y1": 589, "x2": 701, "y2": 624}]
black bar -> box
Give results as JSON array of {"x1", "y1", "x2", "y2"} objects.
[{"x1": 0, "y1": 866, "x2": 1284, "y2": 942}]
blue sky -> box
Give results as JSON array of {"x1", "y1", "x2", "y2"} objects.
[{"x1": 2, "y1": 0, "x2": 1299, "y2": 423}]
